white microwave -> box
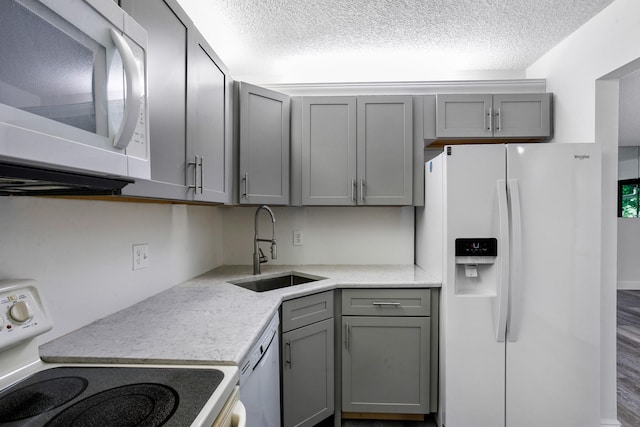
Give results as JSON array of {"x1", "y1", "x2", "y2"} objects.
[{"x1": 0, "y1": 0, "x2": 149, "y2": 183}]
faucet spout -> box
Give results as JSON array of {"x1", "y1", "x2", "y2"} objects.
[{"x1": 253, "y1": 205, "x2": 277, "y2": 275}]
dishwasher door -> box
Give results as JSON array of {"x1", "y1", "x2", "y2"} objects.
[{"x1": 239, "y1": 314, "x2": 281, "y2": 427}]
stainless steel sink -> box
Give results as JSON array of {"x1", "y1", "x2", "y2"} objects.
[{"x1": 230, "y1": 273, "x2": 325, "y2": 292}]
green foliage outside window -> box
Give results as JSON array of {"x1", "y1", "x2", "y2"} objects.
[{"x1": 620, "y1": 180, "x2": 640, "y2": 217}]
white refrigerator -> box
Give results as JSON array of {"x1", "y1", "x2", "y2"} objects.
[{"x1": 416, "y1": 143, "x2": 601, "y2": 427}]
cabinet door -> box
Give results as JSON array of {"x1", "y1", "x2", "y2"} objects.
[
  {"x1": 493, "y1": 93, "x2": 552, "y2": 138},
  {"x1": 302, "y1": 97, "x2": 357, "y2": 205},
  {"x1": 282, "y1": 318, "x2": 334, "y2": 427},
  {"x1": 120, "y1": 0, "x2": 190, "y2": 200},
  {"x1": 357, "y1": 96, "x2": 413, "y2": 205},
  {"x1": 436, "y1": 94, "x2": 493, "y2": 138},
  {"x1": 239, "y1": 82, "x2": 290, "y2": 205},
  {"x1": 342, "y1": 316, "x2": 430, "y2": 414},
  {"x1": 187, "y1": 29, "x2": 228, "y2": 203}
]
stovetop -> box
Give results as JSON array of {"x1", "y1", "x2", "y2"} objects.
[{"x1": 0, "y1": 366, "x2": 225, "y2": 427}]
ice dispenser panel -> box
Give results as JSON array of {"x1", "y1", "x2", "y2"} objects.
[{"x1": 455, "y1": 238, "x2": 497, "y2": 279}]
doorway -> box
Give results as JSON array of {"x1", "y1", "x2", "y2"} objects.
[{"x1": 597, "y1": 57, "x2": 640, "y2": 427}]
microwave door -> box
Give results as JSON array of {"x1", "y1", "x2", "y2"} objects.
[{"x1": 0, "y1": 0, "x2": 139, "y2": 151}]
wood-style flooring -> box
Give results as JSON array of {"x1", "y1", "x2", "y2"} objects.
[{"x1": 618, "y1": 290, "x2": 640, "y2": 427}]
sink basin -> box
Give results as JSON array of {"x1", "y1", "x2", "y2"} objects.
[{"x1": 230, "y1": 273, "x2": 325, "y2": 292}]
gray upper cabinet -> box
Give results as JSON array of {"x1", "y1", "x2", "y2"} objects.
[
  {"x1": 119, "y1": 0, "x2": 231, "y2": 203},
  {"x1": 239, "y1": 82, "x2": 290, "y2": 205},
  {"x1": 300, "y1": 95, "x2": 413, "y2": 206},
  {"x1": 436, "y1": 93, "x2": 552, "y2": 139},
  {"x1": 302, "y1": 97, "x2": 357, "y2": 205},
  {"x1": 186, "y1": 29, "x2": 231, "y2": 203},
  {"x1": 357, "y1": 96, "x2": 413, "y2": 205},
  {"x1": 120, "y1": 0, "x2": 189, "y2": 200}
]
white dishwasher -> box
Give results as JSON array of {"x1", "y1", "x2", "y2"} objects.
[{"x1": 239, "y1": 313, "x2": 281, "y2": 427}]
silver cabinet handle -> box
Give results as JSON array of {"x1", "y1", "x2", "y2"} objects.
[
  {"x1": 351, "y1": 178, "x2": 356, "y2": 202},
  {"x1": 188, "y1": 155, "x2": 199, "y2": 191},
  {"x1": 110, "y1": 29, "x2": 142, "y2": 150},
  {"x1": 488, "y1": 107, "x2": 493, "y2": 133},
  {"x1": 360, "y1": 178, "x2": 365, "y2": 203},
  {"x1": 345, "y1": 322, "x2": 350, "y2": 350},
  {"x1": 242, "y1": 173, "x2": 249, "y2": 199},
  {"x1": 372, "y1": 301, "x2": 401, "y2": 307},
  {"x1": 199, "y1": 156, "x2": 204, "y2": 194},
  {"x1": 285, "y1": 340, "x2": 292, "y2": 368},
  {"x1": 496, "y1": 107, "x2": 502, "y2": 132}
]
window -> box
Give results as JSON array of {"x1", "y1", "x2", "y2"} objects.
[{"x1": 619, "y1": 179, "x2": 640, "y2": 217}]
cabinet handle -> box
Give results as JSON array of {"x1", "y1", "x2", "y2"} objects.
[
  {"x1": 372, "y1": 301, "x2": 401, "y2": 307},
  {"x1": 199, "y1": 156, "x2": 205, "y2": 194},
  {"x1": 360, "y1": 178, "x2": 365, "y2": 203},
  {"x1": 496, "y1": 107, "x2": 502, "y2": 132},
  {"x1": 488, "y1": 107, "x2": 493, "y2": 133},
  {"x1": 188, "y1": 155, "x2": 199, "y2": 191},
  {"x1": 345, "y1": 322, "x2": 350, "y2": 350},
  {"x1": 242, "y1": 173, "x2": 249, "y2": 199},
  {"x1": 285, "y1": 340, "x2": 292, "y2": 368},
  {"x1": 351, "y1": 178, "x2": 356, "y2": 203}
]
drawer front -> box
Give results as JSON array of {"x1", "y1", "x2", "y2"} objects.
[
  {"x1": 341, "y1": 289, "x2": 431, "y2": 316},
  {"x1": 282, "y1": 291, "x2": 334, "y2": 332}
]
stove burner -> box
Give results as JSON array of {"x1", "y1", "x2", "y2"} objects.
[
  {"x1": 43, "y1": 383, "x2": 179, "y2": 427},
  {"x1": 0, "y1": 376, "x2": 88, "y2": 422}
]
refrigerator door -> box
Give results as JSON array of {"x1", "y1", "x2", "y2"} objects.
[
  {"x1": 505, "y1": 143, "x2": 601, "y2": 427},
  {"x1": 441, "y1": 144, "x2": 507, "y2": 427}
]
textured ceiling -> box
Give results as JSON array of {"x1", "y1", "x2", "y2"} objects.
[{"x1": 178, "y1": 0, "x2": 616, "y2": 83}]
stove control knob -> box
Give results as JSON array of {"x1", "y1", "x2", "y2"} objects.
[{"x1": 9, "y1": 301, "x2": 33, "y2": 323}]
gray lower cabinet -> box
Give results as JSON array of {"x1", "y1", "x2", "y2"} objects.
[
  {"x1": 299, "y1": 95, "x2": 413, "y2": 206},
  {"x1": 341, "y1": 289, "x2": 432, "y2": 415},
  {"x1": 435, "y1": 93, "x2": 552, "y2": 139},
  {"x1": 281, "y1": 291, "x2": 334, "y2": 427},
  {"x1": 238, "y1": 82, "x2": 290, "y2": 205}
]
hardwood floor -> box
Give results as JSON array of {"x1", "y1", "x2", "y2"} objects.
[{"x1": 618, "y1": 290, "x2": 640, "y2": 427}]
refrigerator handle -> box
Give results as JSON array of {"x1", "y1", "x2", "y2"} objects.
[
  {"x1": 507, "y1": 179, "x2": 523, "y2": 342},
  {"x1": 495, "y1": 179, "x2": 510, "y2": 342}
]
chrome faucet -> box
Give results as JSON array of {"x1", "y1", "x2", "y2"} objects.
[{"x1": 253, "y1": 205, "x2": 277, "y2": 275}]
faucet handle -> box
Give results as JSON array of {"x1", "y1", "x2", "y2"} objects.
[
  {"x1": 271, "y1": 239, "x2": 277, "y2": 260},
  {"x1": 258, "y1": 248, "x2": 268, "y2": 263}
]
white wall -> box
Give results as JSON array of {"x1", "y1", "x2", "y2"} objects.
[
  {"x1": 0, "y1": 197, "x2": 224, "y2": 343},
  {"x1": 526, "y1": 0, "x2": 640, "y2": 424},
  {"x1": 221, "y1": 206, "x2": 415, "y2": 265},
  {"x1": 619, "y1": 70, "x2": 640, "y2": 147},
  {"x1": 526, "y1": 0, "x2": 640, "y2": 143}
]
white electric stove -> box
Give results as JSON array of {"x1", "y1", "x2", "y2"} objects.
[{"x1": 0, "y1": 279, "x2": 244, "y2": 427}]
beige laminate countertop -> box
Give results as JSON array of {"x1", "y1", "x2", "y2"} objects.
[{"x1": 39, "y1": 265, "x2": 440, "y2": 366}]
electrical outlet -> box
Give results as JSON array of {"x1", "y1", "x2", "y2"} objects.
[
  {"x1": 133, "y1": 244, "x2": 149, "y2": 270},
  {"x1": 293, "y1": 230, "x2": 303, "y2": 246}
]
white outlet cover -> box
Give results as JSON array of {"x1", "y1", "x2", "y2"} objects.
[
  {"x1": 133, "y1": 244, "x2": 149, "y2": 270},
  {"x1": 293, "y1": 230, "x2": 303, "y2": 246}
]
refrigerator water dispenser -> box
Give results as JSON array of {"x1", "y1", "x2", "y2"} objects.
[{"x1": 454, "y1": 238, "x2": 498, "y2": 294}]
